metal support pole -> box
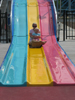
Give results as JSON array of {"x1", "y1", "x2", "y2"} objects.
[
  {"x1": 68, "y1": 0, "x2": 71, "y2": 11},
  {"x1": 57, "y1": 0, "x2": 59, "y2": 40},
  {"x1": 66, "y1": 11, "x2": 67, "y2": 39},
  {"x1": 57, "y1": 0, "x2": 58, "y2": 22},
  {"x1": 58, "y1": 22, "x2": 60, "y2": 41},
  {"x1": 72, "y1": 12, "x2": 73, "y2": 39},
  {"x1": 60, "y1": 0, "x2": 61, "y2": 15},
  {"x1": 6, "y1": 12, "x2": 8, "y2": 43},
  {"x1": 63, "y1": 10, "x2": 65, "y2": 41},
  {"x1": 0, "y1": 10, "x2": 1, "y2": 42}
]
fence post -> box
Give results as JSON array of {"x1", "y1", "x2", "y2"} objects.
[
  {"x1": 66, "y1": 11, "x2": 67, "y2": 39},
  {"x1": 6, "y1": 12, "x2": 8, "y2": 43},
  {"x1": 63, "y1": 10, "x2": 65, "y2": 41},
  {"x1": 0, "y1": 10, "x2": 1, "y2": 42},
  {"x1": 72, "y1": 11, "x2": 73, "y2": 39}
]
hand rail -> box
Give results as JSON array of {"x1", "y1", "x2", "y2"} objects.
[
  {"x1": 10, "y1": 0, "x2": 13, "y2": 32},
  {"x1": 52, "y1": 0, "x2": 57, "y2": 32}
]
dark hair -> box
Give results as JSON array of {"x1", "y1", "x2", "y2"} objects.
[{"x1": 32, "y1": 23, "x2": 37, "y2": 27}]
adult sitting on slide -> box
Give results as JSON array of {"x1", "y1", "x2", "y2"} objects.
[{"x1": 29, "y1": 23, "x2": 46, "y2": 48}]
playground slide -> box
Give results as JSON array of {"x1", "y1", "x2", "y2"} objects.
[
  {"x1": 0, "y1": 0, "x2": 28, "y2": 86},
  {"x1": 27, "y1": 0, "x2": 53, "y2": 86},
  {"x1": 0, "y1": 0, "x2": 75, "y2": 86},
  {"x1": 27, "y1": 0, "x2": 75, "y2": 85},
  {"x1": 37, "y1": 0, "x2": 75, "y2": 85}
]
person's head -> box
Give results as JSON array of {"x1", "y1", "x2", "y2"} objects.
[
  {"x1": 32, "y1": 23, "x2": 37, "y2": 29},
  {"x1": 34, "y1": 28, "x2": 39, "y2": 33}
]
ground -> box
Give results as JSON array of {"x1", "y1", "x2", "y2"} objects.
[{"x1": 0, "y1": 41, "x2": 75, "y2": 100}]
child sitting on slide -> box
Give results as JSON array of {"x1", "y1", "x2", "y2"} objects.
[
  {"x1": 29, "y1": 28, "x2": 46, "y2": 48},
  {"x1": 32, "y1": 28, "x2": 41, "y2": 41}
]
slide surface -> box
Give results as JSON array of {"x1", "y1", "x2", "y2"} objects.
[
  {"x1": 0, "y1": 0, "x2": 75, "y2": 86},
  {"x1": 37, "y1": 0, "x2": 75, "y2": 85},
  {"x1": 27, "y1": 0, "x2": 53, "y2": 86},
  {"x1": 0, "y1": 0, "x2": 28, "y2": 86}
]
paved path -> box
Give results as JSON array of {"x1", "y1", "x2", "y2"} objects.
[
  {"x1": 0, "y1": 43, "x2": 10, "y2": 66},
  {"x1": 0, "y1": 86, "x2": 75, "y2": 100},
  {"x1": 59, "y1": 40, "x2": 75, "y2": 65}
]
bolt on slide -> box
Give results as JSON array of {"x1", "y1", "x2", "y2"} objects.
[{"x1": 0, "y1": 0, "x2": 75, "y2": 86}]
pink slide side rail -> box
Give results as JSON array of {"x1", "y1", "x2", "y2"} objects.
[{"x1": 37, "y1": 0, "x2": 75, "y2": 85}]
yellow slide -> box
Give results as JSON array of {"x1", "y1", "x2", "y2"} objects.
[{"x1": 27, "y1": 0, "x2": 53, "y2": 86}]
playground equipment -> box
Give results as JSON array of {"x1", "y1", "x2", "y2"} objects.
[
  {"x1": 0, "y1": 0, "x2": 75, "y2": 86},
  {"x1": 56, "y1": 0, "x2": 75, "y2": 11}
]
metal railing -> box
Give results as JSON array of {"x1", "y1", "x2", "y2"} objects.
[
  {"x1": 56, "y1": 10, "x2": 75, "y2": 41},
  {"x1": 63, "y1": 11, "x2": 75, "y2": 41},
  {"x1": 0, "y1": 10, "x2": 11, "y2": 43}
]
